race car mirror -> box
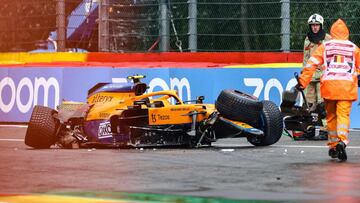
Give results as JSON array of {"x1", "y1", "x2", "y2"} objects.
[
  {"x1": 183, "y1": 96, "x2": 205, "y2": 104},
  {"x1": 134, "y1": 83, "x2": 147, "y2": 96},
  {"x1": 196, "y1": 96, "x2": 205, "y2": 104}
]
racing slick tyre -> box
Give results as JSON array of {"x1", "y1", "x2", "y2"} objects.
[
  {"x1": 248, "y1": 100, "x2": 283, "y2": 146},
  {"x1": 215, "y1": 89, "x2": 263, "y2": 127},
  {"x1": 25, "y1": 105, "x2": 60, "y2": 149}
]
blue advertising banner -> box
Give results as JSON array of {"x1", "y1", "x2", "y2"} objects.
[
  {"x1": 62, "y1": 67, "x2": 111, "y2": 101},
  {"x1": 1, "y1": 66, "x2": 359, "y2": 127},
  {"x1": 1, "y1": 68, "x2": 63, "y2": 122}
]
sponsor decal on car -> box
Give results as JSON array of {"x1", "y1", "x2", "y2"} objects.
[
  {"x1": 151, "y1": 113, "x2": 171, "y2": 123},
  {"x1": 99, "y1": 112, "x2": 110, "y2": 118},
  {"x1": 92, "y1": 94, "x2": 113, "y2": 103},
  {"x1": 157, "y1": 114, "x2": 170, "y2": 120},
  {"x1": 98, "y1": 121, "x2": 113, "y2": 139},
  {"x1": 170, "y1": 107, "x2": 190, "y2": 111},
  {"x1": 151, "y1": 114, "x2": 156, "y2": 123}
]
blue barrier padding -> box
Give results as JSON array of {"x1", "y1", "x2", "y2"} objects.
[{"x1": 1, "y1": 66, "x2": 359, "y2": 128}]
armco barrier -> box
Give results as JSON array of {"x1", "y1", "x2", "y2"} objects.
[
  {"x1": 0, "y1": 52, "x2": 303, "y2": 65},
  {"x1": 0, "y1": 52, "x2": 87, "y2": 64},
  {"x1": 1, "y1": 65, "x2": 360, "y2": 127},
  {"x1": 86, "y1": 52, "x2": 303, "y2": 64}
]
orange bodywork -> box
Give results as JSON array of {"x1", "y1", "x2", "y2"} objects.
[
  {"x1": 148, "y1": 104, "x2": 214, "y2": 125},
  {"x1": 85, "y1": 89, "x2": 216, "y2": 125}
]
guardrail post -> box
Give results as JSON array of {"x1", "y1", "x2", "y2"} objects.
[
  {"x1": 56, "y1": 0, "x2": 66, "y2": 52},
  {"x1": 188, "y1": 0, "x2": 197, "y2": 52},
  {"x1": 159, "y1": 0, "x2": 170, "y2": 52},
  {"x1": 281, "y1": 0, "x2": 290, "y2": 52},
  {"x1": 99, "y1": 0, "x2": 110, "y2": 52}
]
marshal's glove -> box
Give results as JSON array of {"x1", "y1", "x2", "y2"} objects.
[{"x1": 294, "y1": 83, "x2": 304, "y2": 91}]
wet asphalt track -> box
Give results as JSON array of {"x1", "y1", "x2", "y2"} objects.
[{"x1": 1, "y1": 125, "x2": 360, "y2": 202}]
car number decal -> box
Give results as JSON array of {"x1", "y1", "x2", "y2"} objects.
[{"x1": 98, "y1": 121, "x2": 113, "y2": 139}]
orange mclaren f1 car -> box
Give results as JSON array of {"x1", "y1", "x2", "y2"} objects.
[{"x1": 25, "y1": 75, "x2": 283, "y2": 149}]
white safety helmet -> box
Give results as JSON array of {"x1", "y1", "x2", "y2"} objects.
[{"x1": 307, "y1": 14, "x2": 324, "y2": 27}]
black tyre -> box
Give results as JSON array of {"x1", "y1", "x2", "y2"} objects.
[
  {"x1": 25, "y1": 105, "x2": 59, "y2": 149},
  {"x1": 248, "y1": 100, "x2": 283, "y2": 146},
  {"x1": 215, "y1": 89, "x2": 263, "y2": 127}
]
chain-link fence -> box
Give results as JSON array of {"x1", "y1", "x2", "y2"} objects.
[
  {"x1": 0, "y1": 0, "x2": 82, "y2": 52},
  {"x1": 67, "y1": 0, "x2": 98, "y2": 52},
  {"x1": 98, "y1": 0, "x2": 285, "y2": 52},
  {"x1": 1, "y1": 0, "x2": 360, "y2": 52},
  {"x1": 291, "y1": 0, "x2": 360, "y2": 51},
  {"x1": 98, "y1": 0, "x2": 161, "y2": 52}
]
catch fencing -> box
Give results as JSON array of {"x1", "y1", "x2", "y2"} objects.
[{"x1": 1, "y1": 0, "x2": 360, "y2": 52}]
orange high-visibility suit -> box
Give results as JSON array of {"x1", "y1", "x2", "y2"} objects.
[{"x1": 299, "y1": 19, "x2": 360, "y2": 149}]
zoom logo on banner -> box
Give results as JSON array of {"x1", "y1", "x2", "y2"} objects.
[
  {"x1": 244, "y1": 77, "x2": 299, "y2": 104},
  {"x1": 148, "y1": 77, "x2": 191, "y2": 101},
  {"x1": 0, "y1": 77, "x2": 60, "y2": 113}
]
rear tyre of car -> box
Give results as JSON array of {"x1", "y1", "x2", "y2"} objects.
[
  {"x1": 25, "y1": 105, "x2": 60, "y2": 149},
  {"x1": 215, "y1": 89, "x2": 263, "y2": 127},
  {"x1": 248, "y1": 100, "x2": 283, "y2": 146}
]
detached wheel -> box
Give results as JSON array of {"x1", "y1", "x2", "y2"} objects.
[
  {"x1": 248, "y1": 100, "x2": 283, "y2": 146},
  {"x1": 25, "y1": 105, "x2": 59, "y2": 149},
  {"x1": 215, "y1": 89, "x2": 263, "y2": 127}
]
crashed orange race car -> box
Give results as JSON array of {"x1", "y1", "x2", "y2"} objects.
[{"x1": 25, "y1": 75, "x2": 283, "y2": 149}]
